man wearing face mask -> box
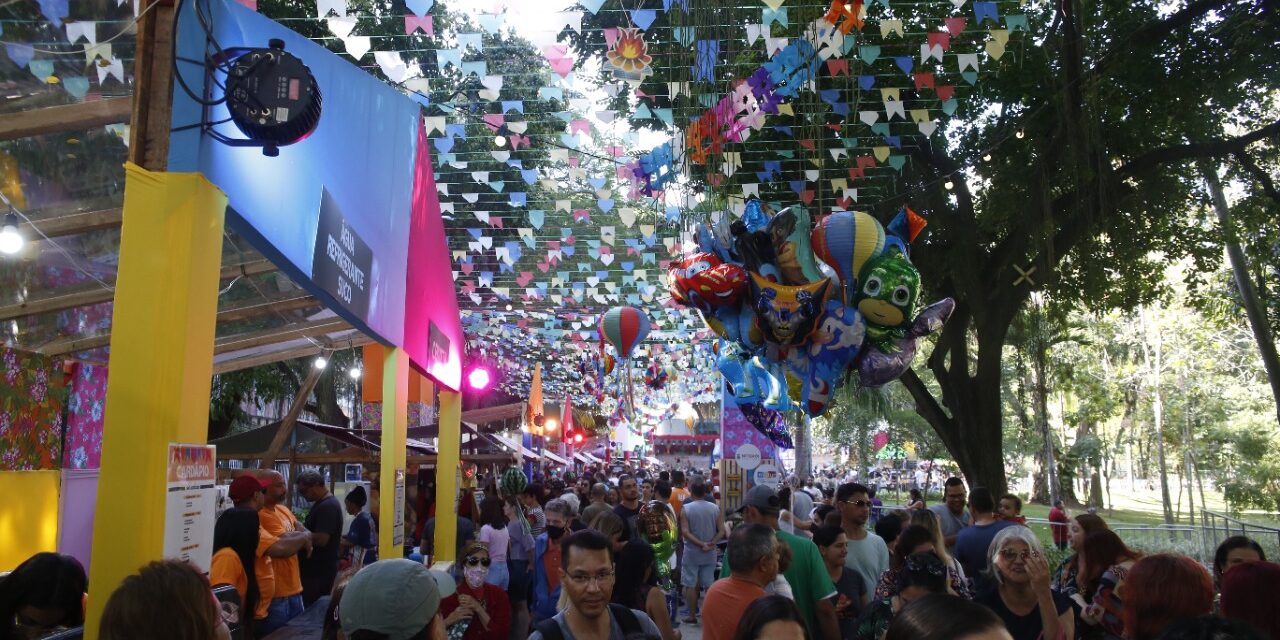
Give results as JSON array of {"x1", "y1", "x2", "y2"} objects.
[
  {"x1": 438, "y1": 541, "x2": 511, "y2": 640},
  {"x1": 531, "y1": 499, "x2": 574, "y2": 624}
]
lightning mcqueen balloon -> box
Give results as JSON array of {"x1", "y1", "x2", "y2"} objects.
[{"x1": 667, "y1": 252, "x2": 749, "y2": 313}]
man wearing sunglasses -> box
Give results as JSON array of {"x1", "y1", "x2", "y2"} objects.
[{"x1": 836, "y1": 482, "x2": 890, "y2": 597}]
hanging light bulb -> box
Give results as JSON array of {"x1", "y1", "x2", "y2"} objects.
[
  {"x1": 0, "y1": 211, "x2": 23, "y2": 255},
  {"x1": 506, "y1": 304, "x2": 513, "y2": 311},
  {"x1": 348, "y1": 366, "x2": 362, "y2": 380},
  {"x1": 1015, "y1": 129, "x2": 1025, "y2": 139},
  {"x1": 943, "y1": 179, "x2": 954, "y2": 191},
  {"x1": 314, "y1": 355, "x2": 328, "y2": 369},
  {"x1": 493, "y1": 135, "x2": 506, "y2": 147},
  {"x1": 982, "y1": 153, "x2": 992, "y2": 162}
]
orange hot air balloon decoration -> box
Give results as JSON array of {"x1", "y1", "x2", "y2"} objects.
[{"x1": 607, "y1": 28, "x2": 653, "y2": 73}]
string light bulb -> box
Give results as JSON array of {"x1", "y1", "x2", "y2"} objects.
[
  {"x1": 493, "y1": 135, "x2": 506, "y2": 147},
  {"x1": 0, "y1": 211, "x2": 23, "y2": 255},
  {"x1": 314, "y1": 355, "x2": 328, "y2": 369},
  {"x1": 1015, "y1": 129, "x2": 1025, "y2": 139},
  {"x1": 982, "y1": 153, "x2": 992, "y2": 162},
  {"x1": 348, "y1": 366, "x2": 362, "y2": 380},
  {"x1": 943, "y1": 179, "x2": 954, "y2": 191}
]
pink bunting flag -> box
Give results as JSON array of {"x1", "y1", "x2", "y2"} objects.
[
  {"x1": 604, "y1": 27, "x2": 620, "y2": 48},
  {"x1": 405, "y1": 14, "x2": 433, "y2": 36},
  {"x1": 944, "y1": 17, "x2": 966, "y2": 36},
  {"x1": 508, "y1": 133, "x2": 530, "y2": 149},
  {"x1": 936, "y1": 85, "x2": 956, "y2": 101},
  {"x1": 483, "y1": 112, "x2": 505, "y2": 131},
  {"x1": 927, "y1": 31, "x2": 951, "y2": 51},
  {"x1": 543, "y1": 45, "x2": 574, "y2": 77},
  {"x1": 490, "y1": 216, "x2": 504, "y2": 229},
  {"x1": 574, "y1": 209, "x2": 592, "y2": 223},
  {"x1": 569, "y1": 118, "x2": 592, "y2": 135}
]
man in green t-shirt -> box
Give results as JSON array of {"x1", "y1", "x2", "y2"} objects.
[{"x1": 722, "y1": 484, "x2": 840, "y2": 639}]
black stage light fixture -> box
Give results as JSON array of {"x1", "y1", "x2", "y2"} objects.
[{"x1": 223, "y1": 38, "x2": 322, "y2": 157}]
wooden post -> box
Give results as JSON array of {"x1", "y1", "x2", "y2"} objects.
[
  {"x1": 378, "y1": 347, "x2": 409, "y2": 559},
  {"x1": 433, "y1": 389, "x2": 462, "y2": 563},
  {"x1": 83, "y1": 165, "x2": 226, "y2": 639}
]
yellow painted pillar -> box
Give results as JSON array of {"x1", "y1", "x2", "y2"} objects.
[
  {"x1": 84, "y1": 164, "x2": 227, "y2": 638},
  {"x1": 378, "y1": 347, "x2": 409, "y2": 559},
  {"x1": 433, "y1": 389, "x2": 461, "y2": 563}
]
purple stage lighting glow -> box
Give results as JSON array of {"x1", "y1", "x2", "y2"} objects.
[{"x1": 467, "y1": 367, "x2": 492, "y2": 390}]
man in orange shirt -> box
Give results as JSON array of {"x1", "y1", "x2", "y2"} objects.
[
  {"x1": 701, "y1": 524, "x2": 780, "y2": 640},
  {"x1": 256, "y1": 470, "x2": 314, "y2": 636},
  {"x1": 668, "y1": 470, "x2": 690, "y2": 518}
]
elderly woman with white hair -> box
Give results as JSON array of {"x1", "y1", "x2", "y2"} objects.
[{"x1": 974, "y1": 526, "x2": 1074, "y2": 640}]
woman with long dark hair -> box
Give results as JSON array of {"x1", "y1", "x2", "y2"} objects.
[
  {"x1": 210, "y1": 507, "x2": 263, "y2": 636},
  {"x1": 1050, "y1": 513, "x2": 1108, "y2": 608},
  {"x1": 873, "y1": 524, "x2": 972, "y2": 599},
  {"x1": 906, "y1": 489, "x2": 926, "y2": 511},
  {"x1": 611, "y1": 540, "x2": 679, "y2": 640},
  {"x1": 0, "y1": 552, "x2": 87, "y2": 639},
  {"x1": 1078, "y1": 529, "x2": 1141, "y2": 638},
  {"x1": 885, "y1": 594, "x2": 1010, "y2": 640},
  {"x1": 732, "y1": 595, "x2": 809, "y2": 640},
  {"x1": 477, "y1": 496, "x2": 511, "y2": 589},
  {"x1": 1213, "y1": 536, "x2": 1266, "y2": 586}
]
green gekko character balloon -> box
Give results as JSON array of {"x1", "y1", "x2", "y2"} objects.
[{"x1": 855, "y1": 248, "x2": 921, "y2": 351}]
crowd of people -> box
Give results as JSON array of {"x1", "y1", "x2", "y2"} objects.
[{"x1": 1, "y1": 465, "x2": 1278, "y2": 640}]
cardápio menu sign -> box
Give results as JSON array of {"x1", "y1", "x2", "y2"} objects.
[
  {"x1": 312, "y1": 188, "x2": 373, "y2": 322},
  {"x1": 164, "y1": 444, "x2": 218, "y2": 573}
]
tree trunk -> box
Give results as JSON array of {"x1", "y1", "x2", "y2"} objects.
[
  {"x1": 899, "y1": 301, "x2": 1011, "y2": 496},
  {"x1": 1031, "y1": 298, "x2": 1061, "y2": 505},
  {"x1": 1031, "y1": 445, "x2": 1050, "y2": 504},
  {"x1": 794, "y1": 413, "x2": 812, "y2": 479},
  {"x1": 1142, "y1": 309, "x2": 1176, "y2": 525},
  {"x1": 310, "y1": 365, "x2": 350, "y2": 428},
  {"x1": 1202, "y1": 160, "x2": 1280, "y2": 428},
  {"x1": 1193, "y1": 451, "x2": 1208, "y2": 517}
]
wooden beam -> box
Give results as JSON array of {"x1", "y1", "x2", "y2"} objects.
[
  {"x1": 20, "y1": 208, "x2": 123, "y2": 240},
  {"x1": 128, "y1": 0, "x2": 177, "y2": 170},
  {"x1": 213, "y1": 317, "x2": 352, "y2": 355},
  {"x1": 220, "y1": 259, "x2": 276, "y2": 280},
  {"x1": 219, "y1": 452, "x2": 513, "y2": 465},
  {"x1": 0, "y1": 97, "x2": 132, "y2": 142},
  {"x1": 38, "y1": 315, "x2": 350, "y2": 358},
  {"x1": 212, "y1": 333, "x2": 375, "y2": 375},
  {"x1": 0, "y1": 257, "x2": 277, "y2": 323},
  {"x1": 213, "y1": 343, "x2": 322, "y2": 375},
  {"x1": 258, "y1": 366, "x2": 324, "y2": 469},
  {"x1": 216, "y1": 294, "x2": 318, "y2": 323},
  {"x1": 0, "y1": 284, "x2": 115, "y2": 322}
]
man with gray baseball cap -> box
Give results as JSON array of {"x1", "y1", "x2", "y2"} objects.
[
  {"x1": 339, "y1": 559, "x2": 454, "y2": 640},
  {"x1": 721, "y1": 483, "x2": 840, "y2": 640}
]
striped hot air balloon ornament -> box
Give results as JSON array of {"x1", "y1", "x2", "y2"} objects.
[{"x1": 598, "y1": 306, "x2": 651, "y2": 420}]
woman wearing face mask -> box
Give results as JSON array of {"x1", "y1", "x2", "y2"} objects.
[{"x1": 439, "y1": 542, "x2": 512, "y2": 640}]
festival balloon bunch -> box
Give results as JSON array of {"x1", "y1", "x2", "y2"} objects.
[{"x1": 664, "y1": 199, "x2": 955, "y2": 445}]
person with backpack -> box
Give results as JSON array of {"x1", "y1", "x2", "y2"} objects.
[{"x1": 528, "y1": 530, "x2": 663, "y2": 640}]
